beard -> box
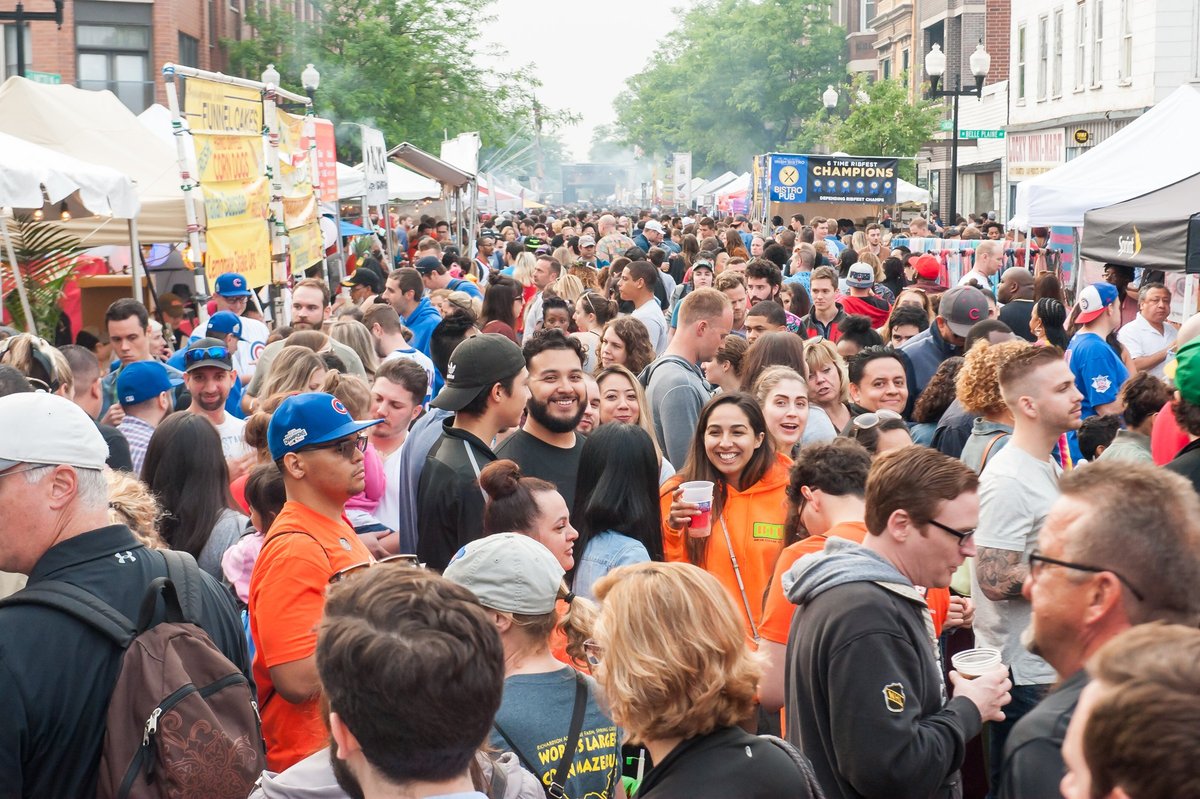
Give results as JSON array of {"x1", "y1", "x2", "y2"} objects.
[
  {"x1": 527, "y1": 392, "x2": 585, "y2": 434},
  {"x1": 195, "y1": 393, "x2": 225, "y2": 412},
  {"x1": 330, "y1": 748, "x2": 366, "y2": 799}
]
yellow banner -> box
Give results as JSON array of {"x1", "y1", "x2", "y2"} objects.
[
  {"x1": 185, "y1": 79, "x2": 263, "y2": 135},
  {"x1": 277, "y1": 109, "x2": 315, "y2": 199},
  {"x1": 289, "y1": 221, "x2": 323, "y2": 272},
  {"x1": 206, "y1": 220, "x2": 272, "y2": 288},
  {"x1": 203, "y1": 178, "x2": 269, "y2": 230},
  {"x1": 282, "y1": 194, "x2": 316, "y2": 229},
  {"x1": 194, "y1": 134, "x2": 264, "y2": 184}
]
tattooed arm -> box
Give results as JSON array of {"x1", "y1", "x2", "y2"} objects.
[{"x1": 975, "y1": 546, "x2": 1028, "y2": 601}]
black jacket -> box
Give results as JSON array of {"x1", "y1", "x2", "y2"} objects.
[
  {"x1": 899, "y1": 322, "x2": 961, "y2": 417},
  {"x1": 637, "y1": 726, "x2": 814, "y2": 799},
  {"x1": 416, "y1": 419, "x2": 497, "y2": 571},
  {"x1": 0, "y1": 525, "x2": 250, "y2": 799},
  {"x1": 1166, "y1": 438, "x2": 1200, "y2": 495},
  {"x1": 785, "y1": 539, "x2": 982, "y2": 799},
  {"x1": 997, "y1": 670, "x2": 1088, "y2": 799}
]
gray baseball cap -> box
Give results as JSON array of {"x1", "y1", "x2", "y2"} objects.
[
  {"x1": 938, "y1": 285, "x2": 990, "y2": 337},
  {"x1": 443, "y1": 533, "x2": 564, "y2": 615}
]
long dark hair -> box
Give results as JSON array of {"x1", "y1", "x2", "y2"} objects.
[
  {"x1": 141, "y1": 412, "x2": 236, "y2": 560},
  {"x1": 1035, "y1": 297, "x2": 1069, "y2": 349},
  {"x1": 739, "y1": 332, "x2": 808, "y2": 391},
  {"x1": 571, "y1": 424, "x2": 663, "y2": 583},
  {"x1": 480, "y1": 275, "x2": 521, "y2": 329},
  {"x1": 677, "y1": 393, "x2": 775, "y2": 568}
]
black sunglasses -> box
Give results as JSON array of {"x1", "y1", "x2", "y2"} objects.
[
  {"x1": 1027, "y1": 549, "x2": 1145, "y2": 601},
  {"x1": 926, "y1": 518, "x2": 976, "y2": 544},
  {"x1": 185, "y1": 346, "x2": 230, "y2": 364},
  {"x1": 300, "y1": 433, "x2": 368, "y2": 460}
]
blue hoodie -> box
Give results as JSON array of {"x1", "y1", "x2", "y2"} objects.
[{"x1": 403, "y1": 296, "x2": 442, "y2": 357}]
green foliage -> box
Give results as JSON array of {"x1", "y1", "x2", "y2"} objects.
[
  {"x1": 612, "y1": 0, "x2": 844, "y2": 174},
  {"x1": 224, "y1": 0, "x2": 576, "y2": 184},
  {"x1": 823, "y1": 75, "x2": 942, "y2": 181},
  {"x1": 2, "y1": 215, "x2": 84, "y2": 336}
]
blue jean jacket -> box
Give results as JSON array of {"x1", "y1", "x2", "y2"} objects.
[{"x1": 572, "y1": 531, "x2": 651, "y2": 602}]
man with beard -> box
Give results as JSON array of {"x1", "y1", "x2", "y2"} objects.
[
  {"x1": 495, "y1": 329, "x2": 588, "y2": 509},
  {"x1": 183, "y1": 337, "x2": 251, "y2": 465}
]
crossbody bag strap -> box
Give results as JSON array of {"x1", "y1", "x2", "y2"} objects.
[
  {"x1": 491, "y1": 672, "x2": 588, "y2": 799},
  {"x1": 489, "y1": 721, "x2": 541, "y2": 785},
  {"x1": 720, "y1": 513, "x2": 760, "y2": 641},
  {"x1": 978, "y1": 432, "x2": 1010, "y2": 473},
  {"x1": 463, "y1": 440, "x2": 489, "y2": 503}
]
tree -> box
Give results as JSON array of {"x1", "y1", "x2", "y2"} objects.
[
  {"x1": 822, "y1": 75, "x2": 942, "y2": 181},
  {"x1": 612, "y1": 0, "x2": 844, "y2": 175}
]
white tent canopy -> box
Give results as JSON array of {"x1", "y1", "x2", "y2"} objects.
[
  {"x1": 336, "y1": 161, "x2": 440, "y2": 202},
  {"x1": 0, "y1": 131, "x2": 139, "y2": 217},
  {"x1": 1010, "y1": 84, "x2": 1200, "y2": 229},
  {"x1": 715, "y1": 173, "x2": 750, "y2": 198},
  {"x1": 695, "y1": 171, "x2": 739, "y2": 197},
  {"x1": 0, "y1": 77, "x2": 188, "y2": 244},
  {"x1": 897, "y1": 178, "x2": 930, "y2": 206}
]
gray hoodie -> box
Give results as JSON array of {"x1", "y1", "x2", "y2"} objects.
[{"x1": 249, "y1": 747, "x2": 543, "y2": 799}]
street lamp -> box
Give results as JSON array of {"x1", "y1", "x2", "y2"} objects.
[
  {"x1": 301, "y1": 63, "x2": 320, "y2": 109},
  {"x1": 822, "y1": 85, "x2": 839, "y2": 111},
  {"x1": 261, "y1": 63, "x2": 281, "y2": 87},
  {"x1": 925, "y1": 40, "x2": 991, "y2": 226}
]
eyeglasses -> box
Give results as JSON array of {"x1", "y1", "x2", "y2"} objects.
[
  {"x1": 1027, "y1": 549, "x2": 1145, "y2": 601},
  {"x1": 300, "y1": 433, "x2": 368, "y2": 459},
  {"x1": 328, "y1": 554, "x2": 423, "y2": 585},
  {"x1": 583, "y1": 639, "x2": 604, "y2": 667},
  {"x1": 926, "y1": 518, "x2": 976, "y2": 544},
  {"x1": 852, "y1": 409, "x2": 903, "y2": 431},
  {"x1": 184, "y1": 346, "x2": 230, "y2": 364},
  {"x1": 0, "y1": 463, "x2": 49, "y2": 480}
]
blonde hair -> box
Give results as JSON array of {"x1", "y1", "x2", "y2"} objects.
[
  {"x1": 511, "y1": 252, "x2": 536, "y2": 287},
  {"x1": 858, "y1": 251, "x2": 883, "y2": 282},
  {"x1": 751, "y1": 365, "x2": 807, "y2": 406},
  {"x1": 319, "y1": 370, "x2": 372, "y2": 418},
  {"x1": 507, "y1": 580, "x2": 597, "y2": 670},
  {"x1": 804, "y1": 338, "x2": 850, "y2": 404},
  {"x1": 957, "y1": 339, "x2": 1032, "y2": 417},
  {"x1": 445, "y1": 290, "x2": 481, "y2": 319},
  {"x1": 595, "y1": 364, "x2": 665, "y2": 464},
  {"x1": 550, "y1": 273, "x2": 585, "y2": 304},
  {"x1": 105, "y1": 469, "x2": 166, "y2": 549},
  {"x1": 593, "y1": 562, "x2": 762, "y2": 742},
  {"x1": 328, "y1": 318, "x2": 379, "y2": 377},
  {"x1": 260, "y1": 345, "x2": 326, "y2": 398}
]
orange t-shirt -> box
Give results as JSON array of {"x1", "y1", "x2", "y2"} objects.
[
  {"x1": 758, "y1": 521, "x2": 951, "y2": 645},
  {"x1": 249, "y1": 501, "x2": 373, "y2": 772}
]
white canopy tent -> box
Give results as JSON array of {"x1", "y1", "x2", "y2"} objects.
[
  {"x1": 695, "y1": 172, "x2": 740, "y2": 198},
  {"x1": 715, "y1": 173, "x2": 751, "y2": 199},
  {"x1": 1010, "y1": 84, "x2": 1200, "y2": 229},
  {"x1": 897, "y1": 178, "x2": 931, "y2": 206},
  {"x1": 336, "y1": 161, "x2": 440, "y2": 202}
]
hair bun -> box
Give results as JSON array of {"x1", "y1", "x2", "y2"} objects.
[{"x1": 478, "y1": 459, "x2": 522, "y2": 500}]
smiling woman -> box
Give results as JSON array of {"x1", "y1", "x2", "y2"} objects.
[{"x1": 659, "y1": 393, "x2": 790, "y2": 640}]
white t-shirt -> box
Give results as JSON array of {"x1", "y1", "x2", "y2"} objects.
[
  {"x1": 1117, "y1": 313, "x2": 1178, "y2": 379},
  {"x1": 631, "y1": 299, "x2": 669, "y2": 354},
  {"x1": 373, "y1": 442, "x2": 404, "y2": 533},
  {"x1": 382, "y1": 346, "x2": 435, "y2": 407},
  {"x1": 972, "y1": 444, "x2": 1060, "y2": 686},
  {"x1": 212, "y1": 413, "x2": 250, "y2": 460},
  {"x1": 957, "y1": 270, "x2": 990, "y2": 290},
  {"x1": 235, "y1": 316, "x2": 270, "y2": 378}
]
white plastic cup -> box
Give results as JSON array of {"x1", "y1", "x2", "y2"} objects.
[
  {"x1": 679, "y1": 481, "x2": 715, "y2": 538},
  {"x1": 951, "y1": 647, "x2": 1003, "y2": 679}
]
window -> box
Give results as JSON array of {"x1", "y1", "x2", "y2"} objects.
[
  {"x1": 1118, "y1": 0, "x2": 1132, "y2": 81},
  {"x1": 1075, "y1": 3, "x2": 1087, "y2": 90},
  {"x1": 1038, "y1": 16, "x2": 1049, "y2": 99},
  {"x1": 2, "y1": 25, "x2": 33, "y2": 80},
  {"x1": 881, "y1": 58, "x2": 891, "y2": 80},
  {"x1": 860, "y1": 0, "x2": 876, "y2": 31},
  {"x1": 76, "y1": 20, "x2": 152, "y2": 113},
  {"x1": 1091, "y1": 0, "x2": 1103, "y2": 85},
  {"x1": 1017, "y1": 24, "x2": 1027, "y2": 101},
  {"x1": 178, "y1": 33, "x2": 199, "y2": 68},
  {"x1": 1053, "y1": 8, "x2": 1064, "y2": 95},
  {"x1": 902, "y1": 48, "x2": 910, "y2": 75}
]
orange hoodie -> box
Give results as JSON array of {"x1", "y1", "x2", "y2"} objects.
[{"x1": 661, "y1": 453, "x2": 791, "y2": 639}]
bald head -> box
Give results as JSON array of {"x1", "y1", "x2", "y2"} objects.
[{"x1": 998, "y1": 267, "x2": 1034, "y2": 303}]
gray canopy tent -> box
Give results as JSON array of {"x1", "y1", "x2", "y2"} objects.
[{"x1": 1080, "y1": 172, "x2": 1200, "y2": 274}]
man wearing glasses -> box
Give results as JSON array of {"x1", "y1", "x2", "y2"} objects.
[
  {"x1": 995, "y1": 462, "x2": 1200, "y2": 799},
  {"x1": 785, "y1": 446, "x2": 1011, "y2": 799},
  {"x1": 248, "y1": 392, "x2": 382, "y2": 773},
  {"x1": 973, "y1": 345, "x2": 1084, "y2": 787}
]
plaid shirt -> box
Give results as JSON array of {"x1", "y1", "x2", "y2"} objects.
[{"x1": 118, "y1": 415, "x2": 155, "y2": 476}]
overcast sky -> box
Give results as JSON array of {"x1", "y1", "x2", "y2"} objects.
[{"x1": 480, "y1": 0, "x2": 681, "y2": 161}]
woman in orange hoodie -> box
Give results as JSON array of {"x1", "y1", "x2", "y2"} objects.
[{"x1": 661, "y1": 392, "x2": 790, "y2": 641}]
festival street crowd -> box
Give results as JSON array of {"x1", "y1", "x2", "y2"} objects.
[{"x1": 0, "y1": 208, "x2": 1198, "y2": 799}]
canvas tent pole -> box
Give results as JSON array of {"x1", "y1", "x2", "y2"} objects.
[
  {"x1": 1, "y1": 216, "x2": 37, "y2": 335},
  {"x1": 128, "y1": 218, "x2": 143, "y2": 302},
  {"x1": 162, "y1": 66, "x2": 210, "y2": 328}
]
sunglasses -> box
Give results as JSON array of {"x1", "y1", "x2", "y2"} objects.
[
  {"x1": 1027, "y1": 549, "x2": 1145, "y2": 601},
  {"x1": 583, "y1": 639, "x2": 604, "y2": 667},
  {"x1": 852, "y1": 409, "x2": 903, "y2": 431},
  {"x1": 329, "y1": 554, "x2": 423, "y2": 585},
  {"x1": 185, "y1": 346, "x2": 230, "y2": 364},
  {"x1": 300, "y1": 433, "x2": 368, "y2": 459}
]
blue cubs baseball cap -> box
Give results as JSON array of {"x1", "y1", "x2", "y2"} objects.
[
  {"x1": 267, "y1": 392, "x2": 383, "y2": 460},
  {"x1": 116, "y1": 361, "x2": 183, "y2": 406},
  {"x1": 206, "y1": 311, "x2": 243, "y2": 339},
  {"x1": 214, "y1": 272, "x2": 253, "y2": 298}
]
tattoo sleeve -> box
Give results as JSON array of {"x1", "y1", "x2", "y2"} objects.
[{"x1": 975, "y1": 546, "x2": 1028, "y2": 601}]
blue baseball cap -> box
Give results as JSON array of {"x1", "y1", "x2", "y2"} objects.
[
  {"x1": 1076, "y1": 282, "x2": 1120, "y2": 325},
  {"x1": 206, "y1": 311, "x2": 243, "y2": 339},
  {"x1": 116, "y1": 361, "x2": 183, "y2": 406},
  {"x1": 214, "y1": 273, "x2": 253, "y2": 298},
  {"x1": 267, "y1": 392, "x2": 383, "y2": 460}
]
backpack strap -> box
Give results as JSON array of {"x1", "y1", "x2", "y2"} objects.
[
  {"x1": 492, "y1": 671, "x2": 588, "y2": 799},
  {"x1": 162, "y1": 549, "x2": 205, "y2": 624},
  {"x1": 759, "y1": 734, "x2": 826, "y2": 799},
  {"x1": 0, "y1": 581, "x2": 136, "y2": 647},
  {"x1": 978, "y1": 431, "x2": 1010, "y2": 473}
]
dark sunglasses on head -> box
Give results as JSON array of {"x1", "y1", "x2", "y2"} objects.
[
  {"x1": 300, "y1": 433, "x2": 368, "y2": 460},
  {"x1": 185, "y1": 346, "x2": 230, "y2": 364},
  {"x1": 329, "y1": 554, "x2": 423, "y2": 585}
]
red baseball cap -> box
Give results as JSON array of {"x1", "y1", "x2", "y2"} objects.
[{"x1": 914, "y1": 254, "x2": 941, "y2": 280}]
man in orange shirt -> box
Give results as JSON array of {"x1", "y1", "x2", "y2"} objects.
[{"x1": 249, "y1": 392, "x2": 383, "y2": 771}]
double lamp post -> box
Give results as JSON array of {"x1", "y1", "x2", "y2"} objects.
[{"x1": 924, "y1": 41, "x2": 992, "y2": 227}]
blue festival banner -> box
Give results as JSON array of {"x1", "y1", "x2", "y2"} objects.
[
  {"x1": 768, "y1": 153, "x2": 898, "y2": 204},
  {"x1": 768, "y1": 154, "x2": 808, "y2": 203}
]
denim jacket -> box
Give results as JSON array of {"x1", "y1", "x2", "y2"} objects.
[{"x1": 572, "y1": 531, "x2": 651, "y2": 602}]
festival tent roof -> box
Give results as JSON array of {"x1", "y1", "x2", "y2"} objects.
[
  {"x1": 897, "y1": 178, "x2": 931, "y2": 206},
  {"x1": 336, "y1": 161, "x2": 441, "y2": 202},
  {"x1": 695, "y1": 172, "x2": 739, "y2": 197},
  {"x1": 387, "y1": 143, "x2": 473, "y2": 189},
  {"x1": 0, "y1": 77, "x2": 188, "y2": 244},
  {"x1": 1080, "y1": 171, "x2": 1200, "y2": 273},
  {"x1": 0, "y1": 131, "x2": 139, "y2": 218},
  {"x1": 715, "y1": 173, "x2": 751, "y2": 198},
  {"x1": 1010, "y1": 84, "x2": 1200, "y2": 229}
]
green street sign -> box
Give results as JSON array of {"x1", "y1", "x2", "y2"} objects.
[
  {"x1": 958, "y1": 129, "x2": 1005, "y2": 139},
  {"x1": 939, "y1": 119, "x2": 953, "y2": 131},
  {"x1": 25, "y1": 71, "x2": 61, "y2": 85}
]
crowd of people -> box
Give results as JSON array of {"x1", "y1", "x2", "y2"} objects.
[{"x1": 0, "y1": 206, "x2": 1197, "y2": 799}]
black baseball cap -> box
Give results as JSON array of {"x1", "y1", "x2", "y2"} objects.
[
  {"x1": 431, "y1": 334, "x2": 527, "y2": 412},
  {"x1": 414, "y1": 255, "x2": 443, "y2": 275},
  {"x1": 340, "y1": 269, "x2": 382, "y2": 293},
  {"x1": 183, "y1": 337, "x2": 234, "y2": 373}
]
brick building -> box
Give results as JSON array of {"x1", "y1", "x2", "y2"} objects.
[{"x1": 0, "y1": 0, "x2": 315, "y2": 113}]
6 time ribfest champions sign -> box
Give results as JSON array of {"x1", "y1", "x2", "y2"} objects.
[{"x1": 768, "y1": 153, "x2": 899, "y2": 204}]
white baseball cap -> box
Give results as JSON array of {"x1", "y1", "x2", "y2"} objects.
[
  {"x1": 644, "y1": 220, "x2": 664, "y2": 234},
  {"x1": 0, "y1": 393, "x2": 109, "y2": 471},
  {"x1": 443, "y1": 533, "x2": 564, "y2": 615}
]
